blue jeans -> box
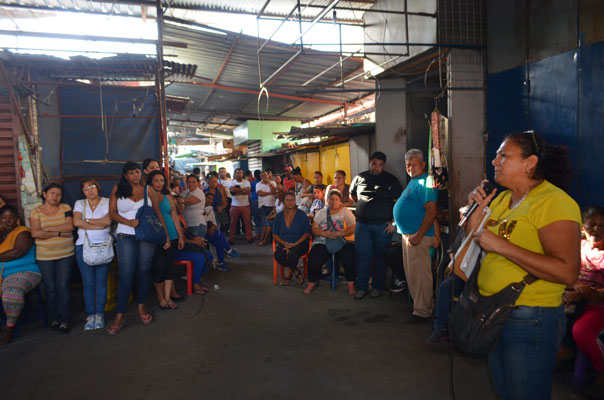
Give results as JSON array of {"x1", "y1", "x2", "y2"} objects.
[
  {"x1": 251, "y1": 199, "x2": 261, "y2": 235},
  {"x1": 354, "y1": 222, "x2": 391, "y2": 291},
  {"x1": 75, "y1": 245, "x2": 111, "y2": 316},
  {"x1": 188, "y1": 223, "x2": 207, "y2": 238},
  {"x1": 433, "y1": 275, "x2": 465, "y2": 332},
  {"x1": 115, "y1": 234, "x2": 156, "y2": 314},
  {"x1": 206, "y1": 228, "x2": 230, "y2": 264},
  {"x1": 489, "y1": 305, "x2": 566, "y2": 400},
  {"x1": 37, "y1": 255, "x2": 75, "y2": 324},
  {"x1": 175, "y1": 250, "x2": 212, "y2": 283}
]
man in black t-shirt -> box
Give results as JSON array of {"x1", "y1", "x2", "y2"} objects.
[{"x1": 350, "y1": 151, "x2": 403, "y2": 299}]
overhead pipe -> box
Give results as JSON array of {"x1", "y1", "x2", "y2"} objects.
[
  {"x1": 297, "y1": 87, "x2": 484, "y2": 94},
  {"x1": 302, "y1": 42, "x2": 486, "y2": 49}
]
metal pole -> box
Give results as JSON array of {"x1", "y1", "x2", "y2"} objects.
[
  {"x1": 297, "y1": 87, "x2": 484, "y2": 94},
  {"x1": 301, "y1": 50, "x2": 360, "y2": 86},
  {"x1": 155, "y1": 0, "x2": 170, "y2": 182},
  {"x1": 338, "y1": 23, "x2": 344, "y2": 88},
  {"x1": 291, "y1": 0, "x2": 340, "y2": 46}
]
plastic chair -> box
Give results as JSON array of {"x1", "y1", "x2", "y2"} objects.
[
  {"x1": 174, "y1": 260, "x2": 193, "y2": 295},
  {"x1": 272, "y1": 239, "x2": 310, "y2": 285}
]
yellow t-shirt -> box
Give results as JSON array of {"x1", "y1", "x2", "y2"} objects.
[
  {"x1": 30, "y1": 203, "x2": 75, "y2": 261},
  {"x1": 478, "y1": 180, "x2": 581, "y2": 307}
]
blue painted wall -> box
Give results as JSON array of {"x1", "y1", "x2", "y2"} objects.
[{"x1": 486, "y1": 40, "x2": 604, "y2": 207}]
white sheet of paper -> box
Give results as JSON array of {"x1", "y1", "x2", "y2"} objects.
[{"x1": 456, "y1": 207, "x2": 492, "y2": 278}]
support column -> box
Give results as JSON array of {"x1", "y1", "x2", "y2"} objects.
[
  {"x1": 374, "y1": 78, "x2": 407, "y2": 184},
  {"x1": 447, "y1": 49, "x2": 486, "y2": 223}
]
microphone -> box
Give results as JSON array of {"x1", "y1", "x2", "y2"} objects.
[{"x1": 458, "y1": 181, "x2": 496, "y2": 227}]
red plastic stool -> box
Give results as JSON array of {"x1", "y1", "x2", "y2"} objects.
[
  {"x1": 174, "y1": 260, "x2": 193, "y2": 295},
  {"x1": 272, "y1": 240, "x2": 310, "y2": 285}
]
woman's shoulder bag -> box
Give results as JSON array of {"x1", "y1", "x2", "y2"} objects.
[
  {"x1": 449, "y1": 255, "x2": 537, "y2": 359},
  {"x1": 134, "y1": 186, "x2": 166, "y2": 244},
  {"x1": 82, "y1": 200, "x2": 114, "y2": 266},
  {"x1": 324, "y1": 208, "x2": 346, "y2": 254}
]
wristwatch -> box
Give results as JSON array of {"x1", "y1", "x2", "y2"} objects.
[{"x1": 86, "y1": 218, "x2": 90, "y2": 223}]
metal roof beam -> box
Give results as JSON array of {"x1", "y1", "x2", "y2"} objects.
[
  {"x1": 260, "y1": 48, "x2": 302, "y2": 88},
  {"x1": 257, "y1": 0, "x2": 272, "y2": 18},
  {"x1": 0, "y1": 29, "x2": 187, "y2": 48},
  {"x1": 299, "y1": 3, "x2": 435, "y2": 17},
  {"x1": 301, "y1": 50, "x2": 361, "y2": 86},
  {"x1": 290, "y1": 0, "x2": 340, "y2": 46},
  {"x1": 257, "y1": 3, "x2": 299, "y2": 54}
]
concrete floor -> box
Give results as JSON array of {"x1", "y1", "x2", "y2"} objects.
[{"x1": 0, "y1": 242, "x2": 581, "y2": 399}]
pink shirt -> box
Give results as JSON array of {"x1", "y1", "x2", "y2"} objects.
[{"x1": 579, "y1": 239, "x2": 604, "y2": 288}]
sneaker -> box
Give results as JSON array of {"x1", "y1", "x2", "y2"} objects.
[
  {"x1": 58, "y1": 323, "x2": 71, "y2": 334},
  {"x1": 84, "y1": 316, "x2": 95, "y2": 331},
  {"x1": 425, "y1": 329, "x2": 449, "y2": 344},
  {"x1": 406, "y1": 314, "x2": 431, "y2": 324},
  {"x1": 217, "y1": 263, "x2": 231, "y2": 272},
  {"x1": 226, "y1": 248, "x2": 240, "y2": 258},
  {"x1": 390, "y1": 279, "x2": 407, "y2": 293},
  {"x1": 94, "y1": 314, "x2": 105, "y2": 330},
  {"x1": 354, "y1": 289, "x2": 367, "y2": 300},
  {"x1": 369, "y1": 288, "x2": 382, "y2": 298}
]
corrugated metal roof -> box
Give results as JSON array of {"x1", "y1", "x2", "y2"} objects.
[
  {"x1": 0, "y1": 1, "x2": 376, "y2": 129},
  {"x1": 162, "y1": 22, "x2": 373, "y2": 129},
  {"x1": 0, "y1": 0, "x2": 371, "y2": 24}
]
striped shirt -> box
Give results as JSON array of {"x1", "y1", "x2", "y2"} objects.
[{"x1": 30, "y1": 203, "x2": 75, "y2": 261}]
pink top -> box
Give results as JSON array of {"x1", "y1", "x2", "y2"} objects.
[{"x1": 579, "y1": 239, "x2": 604, "y2": 288}]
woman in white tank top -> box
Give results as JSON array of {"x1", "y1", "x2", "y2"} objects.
[{"x1": 107, "y1": 161, "x2": 170, "y2": 335}]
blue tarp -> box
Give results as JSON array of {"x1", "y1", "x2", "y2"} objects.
[{"x1": 55, "y1": 85, "x2": 160, "y2": 205}]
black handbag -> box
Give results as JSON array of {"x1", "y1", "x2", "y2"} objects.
[
  {"x1": 449, "y1": 256, "x2": 537, "y2": 360},
  {"x1": 134, "y1": 186, "x2": 166, "y2": 244}
]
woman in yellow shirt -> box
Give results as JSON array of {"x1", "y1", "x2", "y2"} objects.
[{"x1": 467, "y1": 132, "x2": 581, "y2": 400}]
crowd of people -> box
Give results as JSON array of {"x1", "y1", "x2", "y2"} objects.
[{"x1": 0, "y1": 131, "x2": 602, "y2": 398}]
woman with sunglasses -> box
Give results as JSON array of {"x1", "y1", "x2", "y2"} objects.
[
  {"x1": 467, "y1": 131, "x2": 581, "y2": 399},
  {"x1": 73, "y1": 178, "x2": 113, "y2": 330}
]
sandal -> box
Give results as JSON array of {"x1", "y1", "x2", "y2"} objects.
[
  {"x1": 107, "y1": 319, "x2": 125, "y2": 336},
  {"x1": 166, "y1": 301, "x2": 178, "y2": 310},
  {"x1": 139, "y1": 313, "x2": 154, "y2": 325},
  {"x1": 158, "y1": 303, "x2": 170, "y2": 311},
  {"x1": 0, "y1": 327, "x2": 14, "y2": 344},
  {"x1": 304, "y1": 283, "x2": 317, "y2": 295},
  {"x1": 293, "y1": 269, "x2": 304, "y2": 285},
  {"x1": 279, "y1": 274, "x2": 292, "y2": 286},
  {"x1": 347, "y1": 282, "x2": 357, "y2": 296}
]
